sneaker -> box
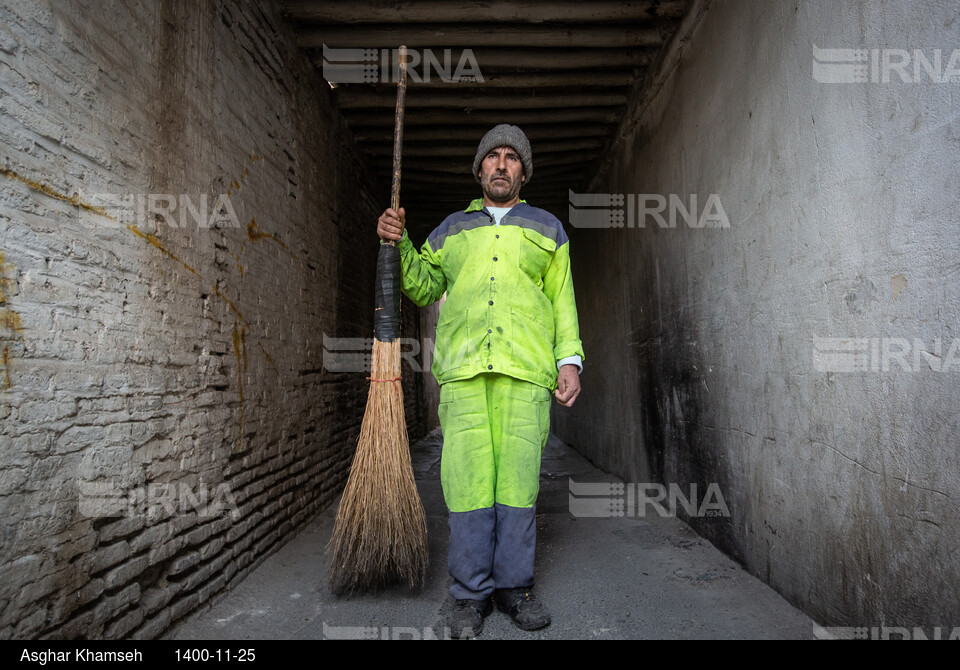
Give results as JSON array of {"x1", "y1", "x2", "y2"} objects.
[
  {"x1": 493, "y1": 588, "x2": 551, "y2": 631},
  {"x1": 447, "y1": 598, "x2": 493, "y2": 638}
]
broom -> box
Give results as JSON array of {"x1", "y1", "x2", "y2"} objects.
[{"x1": 328, "y1": 45, "x2": 428, "y2": 595}]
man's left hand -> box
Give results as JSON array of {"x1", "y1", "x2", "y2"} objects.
[{"x1": 554, "y1": 365, "x2": 581, "y2": 407}]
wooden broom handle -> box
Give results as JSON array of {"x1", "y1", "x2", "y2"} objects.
[{"x1": 386, "y1": 45, "x2": 408, "y2": 246}]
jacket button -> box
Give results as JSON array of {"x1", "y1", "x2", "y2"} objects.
[
  {"x1": 487, "y1": 365, "x2": 493, "y2": 370},
  {"x1": 488, "y1": 329, "x2": 492, "y2": 333},
  {"x1": 490, "y1": 276, "x2": 495, "y2": 281},
  {"x1": 493, "y1": 256, "x2": 498, "y2": 261},
  {"x1": 488, "y1": 300, "x2": 493, "y2": 305}
]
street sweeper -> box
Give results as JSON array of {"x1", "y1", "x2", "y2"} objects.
[{"x1": 377, "y1": 124, "x2": 585, "y2": 636}]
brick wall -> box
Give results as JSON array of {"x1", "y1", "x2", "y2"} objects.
[{"x1": 0, "y1": 0, "x2": 426, "y2": 639}]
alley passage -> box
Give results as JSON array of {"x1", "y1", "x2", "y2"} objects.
[{"x1": 168, "y1": 430, "x2": 814, "y2": 640}]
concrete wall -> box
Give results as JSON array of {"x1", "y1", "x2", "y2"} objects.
[
  {"x1": 0, "y1": 0, "x2": 426, "y2": 639},
  {"x1": 558, "y1": 0, "x2": 960, "y2": 626}
]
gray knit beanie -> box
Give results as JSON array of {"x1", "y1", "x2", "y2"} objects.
[{"x1": 473, "y1": 124, "x2": 533, "y2": 184}]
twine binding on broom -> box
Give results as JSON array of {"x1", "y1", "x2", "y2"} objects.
[{"x1": 327, "y1": 340, "x2": 428, "y2": 595}]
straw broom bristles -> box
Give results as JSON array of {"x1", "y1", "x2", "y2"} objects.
[{"x1": 327, "y1": 338, "x2": 428, "y2": 595}]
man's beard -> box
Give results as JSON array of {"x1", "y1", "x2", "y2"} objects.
[{"x1": 482, "y1": 173, "x2": 521, "y2": 204}]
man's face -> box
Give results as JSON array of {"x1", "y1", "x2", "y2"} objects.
[{"x1": 479, "y1": 145, "x2": 525, "y2": 205}]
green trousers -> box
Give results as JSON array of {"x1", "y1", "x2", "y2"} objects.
[{"x1": 438, "y1": 373, "x2": 552, "y2": 599}]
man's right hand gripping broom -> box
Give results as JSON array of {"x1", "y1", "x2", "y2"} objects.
[{"x1": 378, "y1": 207, "x2": 406, "y2": 243}]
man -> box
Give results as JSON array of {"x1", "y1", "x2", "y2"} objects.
[{"x1": 377, "y1": 124, "x2": 584, "y2": 636}]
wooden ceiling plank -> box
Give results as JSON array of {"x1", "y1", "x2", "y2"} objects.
[
  {"x1": 286, "y1": 1, "x2": 688, "y2": 24},
  {"x1": 343, "y1": 107, "x2": 621, "y2": 126},
  {"x1": 299, "y1": 25, "x2": 664, "y2": 49},
  {"x1": 336, "y1": 90, "x2": 627, "y2": 109}
]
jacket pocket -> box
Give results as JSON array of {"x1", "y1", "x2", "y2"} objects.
[
  {"x1": 434, "y1": 307, "x2": 471, "y2": 372},
  {"x1": 439, "y1": 383, "x2": 456, "y2": 405},
  {"x1": 509, "y1": 306, "x2": 553, "y2": 374},
  {"x1": 519, "y1": 227, "x2": 555, "y2": 280}
]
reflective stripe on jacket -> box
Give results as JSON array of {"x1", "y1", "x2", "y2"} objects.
[{"x1": 394, "y1": 198, "x2": 585, "y2": 391}]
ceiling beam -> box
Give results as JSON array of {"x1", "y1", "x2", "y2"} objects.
[
  {"x1": 371, "y1": 152, "x2": 600, "y2": 173},
  {"x1": 393, "y1": 164, "x2": 584, "y2": 184},
  {"x1": 298, "y1": 25, "x2": 664, "y2": 49},
  {"x1": 309, "y1": 48, "x2": 655, "y2": 76},
  {"x1": 364, "y1": 138, "x2": 603, "y2": 157},
  {"x1": 285, "y1": 1, "x2": 688, "y2": 24},
  {"x1": 404, "y1": 48, "x2": 653, "y2": 70},
  {"x1": 343, "y1": 107, "x2": 620, "y2": 126},
  {"x1": 353, "y1": 124, "x2": 613, "y2": 143},
  {"x1": 336, "y1": 90, "x2": 627, "y2": 109},
  {"x1": 328, "y1": 71, "x2": 639, "y2": 88}
]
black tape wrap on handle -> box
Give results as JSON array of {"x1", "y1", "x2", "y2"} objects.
[{"x1": 374, "y1": 242, "x2": 402, "y2": 342}]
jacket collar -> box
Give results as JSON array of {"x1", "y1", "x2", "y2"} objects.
[{"x1": 465, "y1": 198, "x2": 527, "y2": 213}]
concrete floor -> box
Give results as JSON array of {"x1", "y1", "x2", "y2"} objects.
[{"x1": 166, "y1": 428, "x2": 816, "y2": 640}]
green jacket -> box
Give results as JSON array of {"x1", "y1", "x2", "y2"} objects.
[{"x1": 393, "y1": 198, "x2": 585, "y2": 391}]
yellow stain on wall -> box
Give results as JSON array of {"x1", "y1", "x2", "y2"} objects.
[
  {"x1": 0, "y1": 310, "x2": 22, "y2": 333},
  {"x1": 257, "y1": 341, "x2": 278, "y2": 376},
  {"x1": 212, "y1": 284, "x2": 246, "y2": 323},
  {"x1": 226, "y1": 152, "x2": 302, "y2": 264},
  {"x1": 0, "y1": 248, "x2": 24, "y2": 390},
  {"x1": 246, "y1": 217, "x2": 298, "y2": 260},
  {"x1": 225, "y1": 161, "x2": 252, "y2": 196},
  {"x1": 2, "y1": 163, "x2": 290, "y2": 426},
  {"x1": 0, "y1": 250, "x2": 12, "y2": 305},
  {"x1": 0, "y1": 250, "x2": 7, "y2": 301},
  {"x1": 127, "y1": 224, "x2": 274, "y2": 448},
  {"x1": 1, "y1": 166, "x2": 112, "y2": 218},
  {"x1": 126, "y1": 225, "x2": 200, "y2": 277},
  {"x1": 127, "y1": 225, "x2": 252, "y2": 327}
]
